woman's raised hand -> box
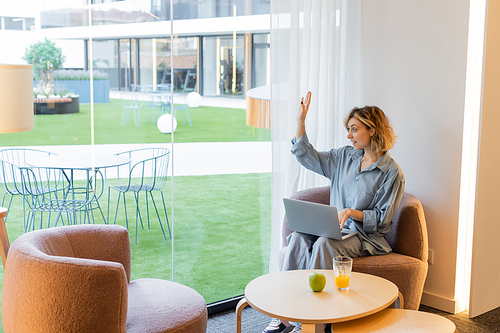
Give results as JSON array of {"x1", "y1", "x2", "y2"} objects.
[
  {"x1": 295, "y1": 91, "x2": 312, "y2": 140},
  {"x1": 297, "y1": 91, "x2": 312, "y2": 123}
]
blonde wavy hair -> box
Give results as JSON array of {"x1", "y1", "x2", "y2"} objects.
[{"x1": 344, "y1": 106, "x2": 397, "y2": 153}]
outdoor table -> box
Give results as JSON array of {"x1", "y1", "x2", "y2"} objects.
[
  {"x1": 146, "y1": 91, "x2": 172, "y2": 123},
  {"x1": 26, "y1": 153, "x2": 130, "y2": 225}
]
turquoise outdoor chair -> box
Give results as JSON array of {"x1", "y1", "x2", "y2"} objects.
[
  {"x1": 120, "y1": 93, "x2": 143, "y2": 126},
  {"x1": 0, "y1": 148, "x2": 60, "y2": 230},
  {"x1": 146, "y1": 92, "x2": 171, "y2": 124},
  {"x1": 174, "y1": 104, "x2": 192, "y2": 127},
  {"x1": 173, "y1": 92, "x2": 199, "y2": 127},
  {"x1": 104, "y1": 147, "x2": 171, "y2": 244},
  {"x1": 19, "y1": 165, "x2": 105, "y2": 230}
]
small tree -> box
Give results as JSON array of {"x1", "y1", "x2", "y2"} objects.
[{"x1": 23, "y1": 38, "x2": 65, "y2": 96}]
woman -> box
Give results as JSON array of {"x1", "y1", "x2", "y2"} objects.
[{"x1": 263, "y1": 92, "x2": 405, "y2": 333}]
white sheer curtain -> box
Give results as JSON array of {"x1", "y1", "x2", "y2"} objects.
[{"x1": 269, "y1": 0, "x2": 361, "y2": 273}]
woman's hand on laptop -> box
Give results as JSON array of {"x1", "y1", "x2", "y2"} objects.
[{"x1": 338, "y1": 208, "x2": 364, "y2": 229}]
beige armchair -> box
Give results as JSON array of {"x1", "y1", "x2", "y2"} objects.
[
  {"x1": 279, "y1": 187, "x2": 428, "y2": 310},
  {"x1": 2, "y1": 224, "x2": 207, "y2": 333}
]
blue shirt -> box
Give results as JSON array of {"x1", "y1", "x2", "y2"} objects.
[{"x1": 291, "y1": 133, "x2": 405, "y2": 255}]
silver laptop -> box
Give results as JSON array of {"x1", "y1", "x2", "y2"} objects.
[{"x1": 283, "y1": 198, "x2": 358, "y2": 240}]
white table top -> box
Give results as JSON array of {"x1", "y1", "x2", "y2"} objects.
[
  {"x1": 245, "y1": 270, "x2": 399, "y2": 325},
  {"x1": 246, "y1": 85, "x2": 270, "y2": 100},
  {"x1": 27, "y1": 154, "x2": 130, "y2": 170}
]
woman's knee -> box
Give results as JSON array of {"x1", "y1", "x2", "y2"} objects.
[
  {"x1": 288, "y1": 232, "x2": 316, "y2": 246},
  {"x1": 312, "y1": 237, "x2": 354, "y2": 257},
  {"x1": 314, "y1": 236, "x2": 334, "y2": 248}
]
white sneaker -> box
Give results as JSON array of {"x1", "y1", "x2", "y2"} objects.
[
  {"x1": 262, "y1": 318, "x2": 294, "y2": 333},
  {"x1": 290, "y1": 326, "x2": 301, "y2": 333}
]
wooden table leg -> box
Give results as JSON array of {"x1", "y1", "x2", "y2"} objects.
[
  {"x1": 395, "y1": 291, "x2": 404, "y2": 309},
  {"x1": 0, "y1": 207, "x2": 10, "y2": 268},
  {"x1": 302, "y1": 323, "x2": 324, "y2": 333},
  {"x1": 236, "y1": 297, "x2": 249, "y2": 333}
]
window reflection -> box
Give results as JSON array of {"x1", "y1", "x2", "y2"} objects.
[
  {"x1": 40, "y1": 0, "x2": 270, "y2": 28},
  {"x1": 204, "y1": 35, "x2": 245, "y2": 96},
  {"x1": 6, "y1": 0, "x2": 273, "y2": 311}
]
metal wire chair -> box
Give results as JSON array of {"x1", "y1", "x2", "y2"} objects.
[
  {"x1": 19, "y1": 166, "x2": 105, "y2": 230},
  {"x1": 0, "y1": 148, "x2": 59, "y2": 229},
  {"x1": 104, "y1": 147, "x2": 171, "y2": 244},
  {"x1": 120, "y1": 92, "x2": 143, "y2": 126},
  {"x1": 174, "y1": 104, "x2": 192, "y2": 127},
  {"x1": 146, "y1": 92, "x2": 171, "y2": 124}
]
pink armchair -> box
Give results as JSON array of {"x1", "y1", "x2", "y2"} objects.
[
  {"x1": 2, "y1": 224, "x2": 207, "y2": 333},
  {"x1": 279, "y1": 186, "x2": 428, "y2": 310}
]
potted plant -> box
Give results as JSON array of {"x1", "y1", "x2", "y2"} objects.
[
  {"x1": 24, "y1": 39, "x2": 81, "y2": 114},
  {"x1": 23, "y1": 38, "x2": 65, "y2": 98},
  {"x1": 52, "y1": 69, "x2": 110, "y2": 103}
]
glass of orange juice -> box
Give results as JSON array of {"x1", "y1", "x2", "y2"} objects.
[{"x1": 333, "y1": 256, "x2": 353, "y2": 291}]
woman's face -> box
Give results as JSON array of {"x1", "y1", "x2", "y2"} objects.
[{"x1": 347, "y1": 117, "x2": 375, "y2": 151}]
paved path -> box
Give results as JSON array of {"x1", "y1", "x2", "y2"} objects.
[
  {"x1": 1, "y1": 94, "x2": 269, "y2": 180},
  {"x1": 0, "y1": 141, "x2": 271, "y2": 180}
]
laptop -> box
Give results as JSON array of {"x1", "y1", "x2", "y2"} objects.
[{"x1": 283, "y1": 198, "x2": 358, "y2": 240}]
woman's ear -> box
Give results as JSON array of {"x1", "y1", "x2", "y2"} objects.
[{"x1": 370, "y1": 127, "x2": 376, "y2": 137}]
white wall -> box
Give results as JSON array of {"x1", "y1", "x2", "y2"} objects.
[
  {"x1": 359, "y1": 0, "x2": 470, "y2": 312},
  {"x1": 53, "y1": 40, "x2": 85, "y2": 69},
  {"x1": 0, "y1": 31, "x2": 37, "y2": 64},
  {"x1": 0, "y1": 32, "x2": 84, "y2": 69},
  {"x1": 0, "y1": 0, "x2": 38, "y2": 64}
]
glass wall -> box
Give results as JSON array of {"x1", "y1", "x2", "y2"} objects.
[
  {"x1": 93, "y1": 40, "x2": 119, "y2": 89},
  {"x1": 95, "y1": 34, "x2": 254, "y2": 96},
  {"x1": 39, "y1": 0, "x2": 88, "y2": 28},
  {"x1": 0, "y1": 3, "x2": 272, "y2": 327},
  {"x1": 202, "y1": 37, "x2": 218, "y2": 96},
  {"x1": 119, "y1": 39, "x2": 137, "y2": 90},
  {"x1": 2, "y1": 17, "x2": 35, "y2": 31},
  {"x1": 203, "y1": 35, "x2": 245, "y2": 96},
  {"x1": 40, "y1": 0, "x2": 270, "y2": 28},
  {"x1": 92, "y1": 38, "x2": 138, "y2": 91},
  {"x1": 252, "y1": 33, "x2": 270, "y2": 88},
  {"x1": 171, "y1": 33, "x2": 270, "y2": 304},
  {"x1": 139, "y1": 39, "x2": 154, "y2": 88},
  {"x1": 171, "y1": 37, "x2": 198, "y2": 92},
  {"x1": 134, "y1": 37, "x2": 199, "y2": 91}
]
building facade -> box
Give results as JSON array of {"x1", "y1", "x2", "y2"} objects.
[{"x1": 38, "y1": 0, "x2": 271, "y2": 97}]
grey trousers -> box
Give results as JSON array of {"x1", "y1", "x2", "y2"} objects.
[{"x1": 282, "y1": 232, "x2": 369, "y2": 271}]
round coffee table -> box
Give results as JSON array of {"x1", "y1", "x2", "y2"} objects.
[
  {"x1": 330, "y1": 308, "x2": 457, "y2": 332},
  {"x1": 236, "y1": 270, "x2": 400, "y2": 333}
]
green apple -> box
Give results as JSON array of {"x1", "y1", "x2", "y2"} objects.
[{"x1": 309, "y1": 272, "x2": 326, "y2": 292}]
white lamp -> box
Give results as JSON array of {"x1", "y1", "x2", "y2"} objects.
[
  {"x1": 186, "y1": 92, "x2": 201, "y2": 108},
  {"x1": 0, "y1": 64, "x2": 34, "y2": 133},
  {"x1": 157, "y1": 114, "x2": 178, "y2": 134}
]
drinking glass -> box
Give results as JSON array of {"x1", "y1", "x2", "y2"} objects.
[{"x1": 333, "y1": 256, "x2": 353, "y2": 291}]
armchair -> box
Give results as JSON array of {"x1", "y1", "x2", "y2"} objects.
[
  {"x1": 279, "y1": 186, "x2": 428, "y2": 310},
  {"x1": 2, "y1": 224, "x2": 207, "y2": 333}
]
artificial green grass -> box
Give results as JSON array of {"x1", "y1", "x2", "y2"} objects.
[
  {"x1": 0, "y1": 99, "x2": 271, "y2": 146},
  {"x1": 0, "y1": 172, "x2": 271, "y2": 330},
  {"x1": 0, "y1": 98, "x2": 271, "y2": 330}
]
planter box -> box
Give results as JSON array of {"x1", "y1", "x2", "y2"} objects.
[
  {"x1": 34, "y1": 96, "x2": 80, "y2": 115},
  {"x1": 35, "y1": 80, "x2": 110, "y2": 103},
  {"x1": 56, "y1": 80, "x2": 109, "y2": 103}
]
